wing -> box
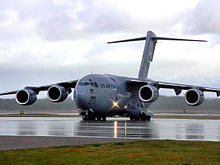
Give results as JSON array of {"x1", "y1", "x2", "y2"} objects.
[
  {"x1": 128, "y1": 79, "x2": 220, "y2": 97},
  {"x1": 0, "y1": 80, "x2": 78, "y2": 96}
]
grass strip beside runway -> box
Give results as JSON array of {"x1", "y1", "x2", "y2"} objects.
[{"x1": 0, "y1": 140, "x2": 220, "y2": 165}]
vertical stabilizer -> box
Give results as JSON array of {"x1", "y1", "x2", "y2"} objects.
[
  {"x1": 107, "y1": 30, "x2": 207, "y2": 80},
  {"x1": 138, "y1": 31, "x2": 157, "y2": 79}
]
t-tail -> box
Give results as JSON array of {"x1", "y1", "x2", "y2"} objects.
[{"x1": 108, "y1": 30, "x2": 207, "y2": 79}]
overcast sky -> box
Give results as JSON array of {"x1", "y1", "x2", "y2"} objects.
[{"x1": 0, "y1": 0, "x2": 220, "y2": 98}]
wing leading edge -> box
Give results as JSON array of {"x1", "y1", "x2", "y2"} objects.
[
  {"x1": 0, "y1": 80, "x2": 78, "y2": 96},
  {"x1": 128, "y1": 79, "x2": 220, "y2": 97}
]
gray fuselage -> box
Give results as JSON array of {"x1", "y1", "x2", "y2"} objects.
[{"x1": 74, "y1": 74, "x2": 151, "y2": 117}]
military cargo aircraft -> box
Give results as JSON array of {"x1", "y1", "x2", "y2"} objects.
[{"x1": 1, "y1": 30, "x2": 220, "y2": 121}]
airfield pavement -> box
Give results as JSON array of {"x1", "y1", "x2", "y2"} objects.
[
  {"x1": 0, "y1": 136, "x2": 135, "y2": 150},
  {"x1": 0, "y1": 112, "x2": 220, "y2": 150}
]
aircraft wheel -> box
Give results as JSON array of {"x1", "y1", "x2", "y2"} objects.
[
  {"x1": 130, "y1": 116, "x2": 134, "y2": 120},
  {"x1": 140, "y1": 115, "x2": 148, "y2": 121},
  {"x1": 146, "y1": 116, "x2": 151, "y2": 121},
  {"x1": 82, "y1": 114, "x2": 88, "y2": 120},
  {"x1": 134, "y1": 117, "x2": 140, "y2": 120},
  {"x1": 96, "y1": 117, "x2": 102, "y2": 120},
  {"x1": 82, "y1": 114, "x2": 95, "y2": 120}
]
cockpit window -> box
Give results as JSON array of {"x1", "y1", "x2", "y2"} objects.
[
  {"x1": 78, "y1": 82, "x2": 83, "y2": 86},
  {"x1": 94, "y1": 82, "x2": 99, "y2": 88},
  {"x1": 78, "y1": 81, "x2": 99, "y2": 87}
]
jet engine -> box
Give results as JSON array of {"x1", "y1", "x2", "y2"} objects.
[
  {"x1": 47, "y1": 85, "x2": 68, "y2": 102},
  {"x1": 138, "y1": 85, "x2": 159, "y2": 103},
  {"x1": 16, "y1": 89, "x2": 37, "y2": 105},
  {"x1": 185, "y1": 89, "x2": 204, "y2": 106}
]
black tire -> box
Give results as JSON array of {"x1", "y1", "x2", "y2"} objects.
[
  {"x1": 82, "y1": 114, "x2": 88, "y2": 120},
  {"x1": 146, "y1": 116, "x2": 151, "y2": 121},
  {"x1": 130, "y1": 116, "x2": 134, "y2": 120},
  {"x1": 96, "y1": 117, "x2": 101, "y2": 120},
  {"x1": 82, "y1": 114, "x2": 95, "y2": 120},
  {"x1": 134, "y1": 116, "x2": 140, "y2": 120}
]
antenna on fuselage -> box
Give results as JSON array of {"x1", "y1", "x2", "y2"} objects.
[{"x1": 107, "y1": 30, "x2": 207, "y2": 79}]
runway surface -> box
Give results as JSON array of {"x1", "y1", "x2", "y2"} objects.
[{"x1": 0, "y1": 117, "x2": 219, "y2": 141}]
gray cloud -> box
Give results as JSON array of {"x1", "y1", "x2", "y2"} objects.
[
  {"x1": 184, "y1": 0, "x2": 220, "y2": 35},
  {"x1": 36, "y1": 0, "x2": 188, "y2": 41},
  {"x1": 0, "y1": 0, "x2": 193, "y2": 41},
  {"x1": 0, "y1": 0, "x2": 220, "y2": 98},
  {"x1": 36, "y1": 0, "x2": 145, "y2": 40},
  {"x1": 0, "y1": 61, "x2": 138, "y2": 92}
]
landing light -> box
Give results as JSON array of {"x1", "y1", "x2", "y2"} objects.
[
  {"x1": 113, "y1": 101, "x2": 118, "y2": 107},
  {"x1": 111, "y1": 100, "x2": 121, "y2": 110}
]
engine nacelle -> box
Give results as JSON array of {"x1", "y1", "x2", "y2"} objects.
[
  {"x1": 16, "y1": 89, "x2": 37, "y2": 105},
  {"x1": 185, "y1": 89, "x2": 204, "y2": 106},
  {"x1": 138, "y1": 85, "x2": 159, "y2": 103},
  {"x1": 47, "y1": 85, "x2": 68, "y2": 102}
]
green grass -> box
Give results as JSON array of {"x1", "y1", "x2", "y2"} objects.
[{"x1": 0, "y1": 140, "x2": 220, "y2": 165}]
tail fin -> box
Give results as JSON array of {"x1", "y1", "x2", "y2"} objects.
[{"x1": 108, "y1": 30, "x2": 207, "y2": 79}]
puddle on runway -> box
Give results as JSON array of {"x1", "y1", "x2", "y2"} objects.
[{"x1": 0, "y1": 117, "x2": 219, "y2": 141}]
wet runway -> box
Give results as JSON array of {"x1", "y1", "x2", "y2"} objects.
[{"x1": 0, "y1": 117, "x2": 220, "y2": 141}]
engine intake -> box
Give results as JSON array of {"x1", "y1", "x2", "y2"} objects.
[
  {"x1": 138, "y1": 85, "x2": 159, "y2": 103},
  {"x1": 16, "y1": 89, "x2": 37, "y2": 105},
  {"x1": 185, "y1": 89, "x2": 204, "y2": 106},
  {"x1": 47, "y1": 85, "x2": 68, "y2": 102}
]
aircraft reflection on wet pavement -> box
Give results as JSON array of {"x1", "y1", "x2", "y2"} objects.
[{"x1": 0, "y1": 117, "x2": 220, "y2": 141}]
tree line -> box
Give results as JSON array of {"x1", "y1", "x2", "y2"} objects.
[{"x1": 0, "y1": 96, "x2": 219, "y2": 111}]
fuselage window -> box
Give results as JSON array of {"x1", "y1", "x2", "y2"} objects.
[{"x1": 78, "y1": 82, "x2": 84, "y2": 86}]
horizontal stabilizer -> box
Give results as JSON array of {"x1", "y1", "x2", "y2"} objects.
[
  {"x1": 108, "y1": 36, "x2": 207, "y2": 44},
  {"x1": 107, "y1": 37, "x2": 146, "y2": 44},
  {"x1": 153, "y1": 37, "x2": 207, "y2": 42}
]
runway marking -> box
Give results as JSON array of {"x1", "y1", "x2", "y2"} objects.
[{"x1": 2, "y1": 137, "x2": 220, "y2": 159}]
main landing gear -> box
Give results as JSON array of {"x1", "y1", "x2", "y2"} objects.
[
  {"x1": 130, "y1": 116, "x2": 151, "y2": 121},
  {"x1": 81, "y1": 112, "x2": 106, "y2": 121}
]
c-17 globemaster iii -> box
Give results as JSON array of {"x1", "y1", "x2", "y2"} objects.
[{"x1": 1, "y1": 30, "x2": 220, "y2": 121}]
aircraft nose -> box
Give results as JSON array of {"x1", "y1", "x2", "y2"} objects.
[{"x1": 74, "y1": 87, "x2": 89, "y2": 108}]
